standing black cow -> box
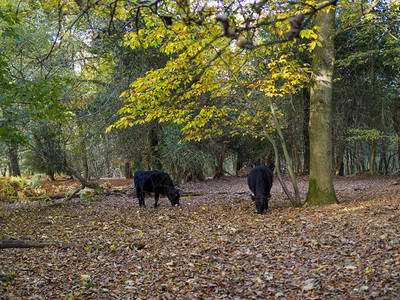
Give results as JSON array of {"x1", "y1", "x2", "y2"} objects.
[
  {"x1": 247, "y1": 164, "x2": 274, "y2": 214},
  {"x1": 134, "y1": 170, "x2": 180, "y2": 208}
]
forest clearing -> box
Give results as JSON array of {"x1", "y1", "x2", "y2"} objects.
[
  {"x1": 1, "y1": 175, "x2": 399, "y2": 299},
  {"x1": 1, "y1": 0, "x2": 400, "y2": 298}
]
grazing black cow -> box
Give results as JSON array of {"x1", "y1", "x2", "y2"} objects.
[
  {"x1": 247, "y1": 164, "x2": 274, "y2": 214},
  {"x1": 134, "y1": 170, "x2": 180, "y2": 208}
]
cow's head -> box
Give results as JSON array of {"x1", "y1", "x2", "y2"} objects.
[
  {"x1": 255, "y1": 195, "x2": 270, "y2": 214},
  {"x1": 167, "y1": 188, "x2": 180, "y2": 206}
]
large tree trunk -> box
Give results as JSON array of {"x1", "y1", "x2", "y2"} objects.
[{"x1": 306, "y1": 3, "x2": 338, "y2": 205}]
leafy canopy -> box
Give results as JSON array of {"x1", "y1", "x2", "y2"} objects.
[
  {"x1": 108, "y1": 0, "x2": 324, "y2": 141},
  {"x1": 0, "y1": 0, "x2": 73, "y2": 143}
]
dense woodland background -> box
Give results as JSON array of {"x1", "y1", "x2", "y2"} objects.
[{"x1": 0, "y1": 0, "x2": 399, "y2": 186}]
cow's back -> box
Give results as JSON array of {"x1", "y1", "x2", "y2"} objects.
[
  {"x1": 248, "y1": 165, "x2": 273, "y2": 197},
  {"x1": 134, "y1": 170, "x2": 173, "y2": 194}
]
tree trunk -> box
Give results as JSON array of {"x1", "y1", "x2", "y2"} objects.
[
  {"x1": 334, "y1": 140, "x2": 346, "y2": 176},
  {"x1": 81, "y1": 142, "x2": 89, "y2": 181},
  {"x1": 104, "y1": 151, "x2": 111, "y2": 177},
  {"x1": 392, "y1": 100, "x2": 400, "y2": 170},
  {"x1": 369, "y1": 55, "x2": 377, "y2": 175},
  {"x1": 306, "y1": 3, "x2": 338, "y2": 205},
  {"x1": 355, "y1": 140, "x2": 361, "y2": 174},
  {"x1": 370, "y1": 139, "x2": 376, "y2": 174},
  {"x1": 262, "y1": 130, "x2": 299, "y2": 207},
  {"x1": 142, "y1": 151, "x2": 150, "y2": 170},
  {"x1": 346, "y1": 147, "x2": 350, "y2": 175},
  {"x1": 214, "y1": 141, "x2": 228, "y2": 179},
  {"x1": 8, "y1": 142, "x2": 21, "y2": 177},
  {"x1": 124, "y1": 160, "x2": 133, "y2": 179},
  {"x1": 303, "y1": 88, "x2": 311, "y2": 174},
  {"x1": 28, "y1": 143, "x2": 103, "y2": 197},
  {"x1": 149, "y1": 123, "x2": 162, "y2": 170},
  {"x1": 292, "y1": 143, "x2": 299, "y2": 175},
  {"x1": 47, "y1": 168, "x2": 55, "y2": 181},
  {"x1": 256, "y1": 105, "x2": 302, "y2": 207}
]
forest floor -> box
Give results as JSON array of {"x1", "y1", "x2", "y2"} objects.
[{"x1": 1, "y1": 175, "x2": 399, "y2": 299}]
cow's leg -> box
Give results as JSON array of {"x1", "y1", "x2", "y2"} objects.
[
  {"x1": 154, "y1": 193, "x2": 160, "y2": 208},
  {"x1": 140, "y1": 193, "x2": 146, "y2": 207},
  {"x1": 137, "y1": 190, "x2": 146, "y2": 207}
]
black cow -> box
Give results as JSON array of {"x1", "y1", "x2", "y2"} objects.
[
  {"x1": 247, "y1": 164, "x2": 274, "y2": 214},
  {"x1": 134, "y1": 170, "x2": 180, "y2": 208}
]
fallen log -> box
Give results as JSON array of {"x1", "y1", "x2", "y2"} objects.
[{"x1": 0, "y1": 240, "x2": 76, "y2": 249}]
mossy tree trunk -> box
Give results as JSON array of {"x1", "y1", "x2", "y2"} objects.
[{"x1": 306, "y1": 3, "x2": 338, "y2": 205}]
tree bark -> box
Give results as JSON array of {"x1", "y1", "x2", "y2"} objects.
[
  {"x1": 370, "y1": 139, "x2": 377, "y2": 174},
  {"x1": 292, "y1": 143, "x2": 299, "y2": 175},
  {"x1": 81, "y1": 141, "x2": 89, "y2": 181},
  {"x1": 267, "y1": 99, "x2": 302, "y2": 206},
  {"x1": 63, "y1": 164, "x2": 102, "y2": 191},
  {"x1": 124, "y1": 160, "x2": 133, "y2": 179},
  {"x1": 355, "y1": 140, "x2": 361, "y2": 174},
  {"x1": 306, "y1": 3, "x2": 338, "y2": 205},
  {"x1": 214, "y1": 141, "x2": 228, "y2": 179},
  {"x1": 303, "y1": 88, "x2": 311, "y2": 174},
  {"x1": 392, "y1": 99, "x2": 400, "y2": 170},
  {"x1": 334, "y1": 140, "x2": 346, "y2": 176},
  {"x1": 149, "y1": 123, "x2": 162, "y2": 170},
  {"x1": 8, "y1": 142, "x2": 21, "y2": 177},
  {"x1": 369, "y1": 55, "x2": 376, "y2": 175},
  {"x1": 104, "y1": 149, "x2": 112, "y2": 177}
]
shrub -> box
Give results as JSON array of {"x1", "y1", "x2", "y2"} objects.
[{"x1": 0, "y1": 176, "x2": 42, "y2": 203}]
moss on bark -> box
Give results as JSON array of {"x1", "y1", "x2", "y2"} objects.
[{"x1": 306, "y1": 177, "x2": 339, "y2": 205}]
